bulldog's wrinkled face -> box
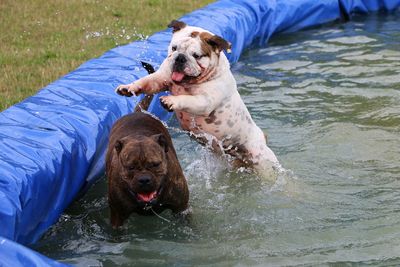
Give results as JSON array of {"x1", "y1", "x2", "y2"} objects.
[
  {"x1": 167, "y1": 20, "x2": 231, "y2": 84},
  {"x1": 114, "y1": 134, "x2": 169, "y2": 204}
]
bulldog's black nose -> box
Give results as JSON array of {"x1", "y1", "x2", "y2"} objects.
[
  {"x1": 175, "y1": 53, "x2": 187, "y2": 64},
  {"x1": 138, "y1": 175, "x2": 152, "y2": 186}
]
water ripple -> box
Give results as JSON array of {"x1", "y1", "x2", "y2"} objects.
[{"x1": 34, "y1": 12, "x2": 400, "y2": 266}]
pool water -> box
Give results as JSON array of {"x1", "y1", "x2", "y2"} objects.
[{"x1": 34, "y1": 12, "x2": 400, "y2": 266}]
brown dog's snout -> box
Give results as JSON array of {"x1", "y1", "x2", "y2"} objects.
[
  {"x1": 138, "y1": 174, "x2": 152, "y2": 186},
  {"x1": 136, "y1": 173, "x2": 155, "y2": 191}
]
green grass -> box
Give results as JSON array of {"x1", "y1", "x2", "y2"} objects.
[{"x1": 0, "y1": 0, "x2": 214, "y2": 110}]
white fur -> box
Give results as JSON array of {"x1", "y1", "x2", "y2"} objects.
[{"x1": 116, "y1": 24, "x2": 279, "y2": 179}]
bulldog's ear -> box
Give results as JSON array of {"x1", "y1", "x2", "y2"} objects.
[
  {"x1": 206, "y1": 35, "x2": 232, "y2": 53},
  {"x1": 168, "y1": 20, "x2": 187, "y2": 33},
  {"x1": 152, "y1": 134, "x2": 169, "y2": 153},
  {"x1": 115, "y1": 140, "x2": 124, "y2": 154}
]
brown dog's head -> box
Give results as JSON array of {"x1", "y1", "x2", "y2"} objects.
[
  {"x1": 114, "y1": 134, "x2": 169, "y2": 206},
  {"x1": 167, "y1": 20, "x2": 231, "y2": 84}
]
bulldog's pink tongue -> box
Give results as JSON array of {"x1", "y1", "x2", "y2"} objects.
[
  {"x1": 137, "y1": 191, "x2": 157, "y2": 202},
  {"x1": 172, "y1": 72, "x2": 185, "y2": 82}
]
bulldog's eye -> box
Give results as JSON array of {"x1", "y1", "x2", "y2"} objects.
[
  {"x1": 171, "y1": 45, "x2": 177, "y2": 51},
  {"x1": 128, "y1": 166, "x2": 136, "y2": 171},
  {"x1": 193, "y1": 53, "x2": 202, "y2": 59},
  {"x1": 148, "y1": 162, "x2": 161, "y2": 169}
]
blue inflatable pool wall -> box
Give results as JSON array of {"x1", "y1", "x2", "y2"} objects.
[{"x1": 1, "y1": 0, "x2": 399, "y2": 266}]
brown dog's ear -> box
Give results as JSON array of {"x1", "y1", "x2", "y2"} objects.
[
  {"x1": 152, "y1": 134, "x2": 169, "y2": 153},
  {"x1": 115, "y1": 140, "x2": 124, "y2": 154},
  {"x1": 168, "y1": 20, "x2": 187, "y2": 33},
  {"x1": 206, "y1": 35, "x2": 232, "y2": 53}
]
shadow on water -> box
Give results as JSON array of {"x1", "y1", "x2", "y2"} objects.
[{"x1": 34, "y1": 12, "x2": 400, "y2": 266}]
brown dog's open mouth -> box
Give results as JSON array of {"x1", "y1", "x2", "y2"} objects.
[
  {"x1": 136, "y1": 191, "x2": 157, "y2": 202},
  {"x1": 125, "y1": 178, "x2": 165, "y2": 206}
]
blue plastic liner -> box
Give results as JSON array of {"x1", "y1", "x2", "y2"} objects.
[
  {"x1": 180, "y1": 0, "x2": 342, "y2": 62},
  {"x1": 0, "y1": 0, "x2": 399, "y2": 266},
  {"x1": 339, "y1": 0, "x2": 400, "y2": 14},
  {"x1": 0, "y1": 237, "x2": 68, "y2": 267}
]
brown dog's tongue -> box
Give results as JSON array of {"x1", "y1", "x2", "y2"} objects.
[
  {"x1": 137, "y1": 191, "x2": 157, "y2": 202},
  {"x1": 172, "y1": 72, "x2": 185, "y2": 82}
]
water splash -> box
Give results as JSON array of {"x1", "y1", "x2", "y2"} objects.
[{"x1": 34, "y1": 12, "x2": 400, "y2": 266}]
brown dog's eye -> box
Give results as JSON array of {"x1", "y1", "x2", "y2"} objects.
[
  {"x1": 148, "y1": 162, "x2": 161, "y2": 169},
  {"x1": 171, "y1": 45, "x2": 177, "y2": 51}
]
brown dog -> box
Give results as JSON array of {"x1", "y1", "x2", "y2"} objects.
[
  {"x1": 106, "y1": 62, "x2": 189, "y2": 227},
  {"x1": 106, "y1": 112, "x2": 189, "y2": 227}
]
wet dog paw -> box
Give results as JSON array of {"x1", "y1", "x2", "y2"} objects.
[
  {"x1": 159, "y1": 95, "x2": 177, "y2": 112},
  {"x1": 115, "y1": 83, "x2": 140, "y2": 97}
]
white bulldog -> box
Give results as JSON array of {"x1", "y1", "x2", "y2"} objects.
[{"x1": 116, "y1": 20, "x2": 279, "y2": 178}]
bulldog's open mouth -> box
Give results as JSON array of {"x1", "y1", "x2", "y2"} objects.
[
  {"x1": 128, "y1": 185, "x2": 164, "y2": 205},
  {"x1": 171, "y1": 71, "x2": 200, "y2": 83},
  {"x1": 172, "y1": 71, "x2": 185, "y2": 82},
  {"x1": 136, "y1": 191, "x2": 157, "y2": 202},
  {"x1": 124, "y1": 175, "x2": 166, "y2": 206}
]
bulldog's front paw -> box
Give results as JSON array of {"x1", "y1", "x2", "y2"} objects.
[
  {"x1": 160, "y1": 95, "x2": 179, "y2": 111},
  {"x1": 115, "y1": 83, "x2": 141, "y2": 97}
]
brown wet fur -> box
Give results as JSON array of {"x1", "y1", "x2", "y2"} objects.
[
  {"x1": 134, "y1": 61, "x2": 156, "y2": 112},
  {"x1": 106, "y1": 112, "x2": 189, "y2": 227},
  {"x1": 134, "y1": 94, "x2": 153, "y2": 112}
]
